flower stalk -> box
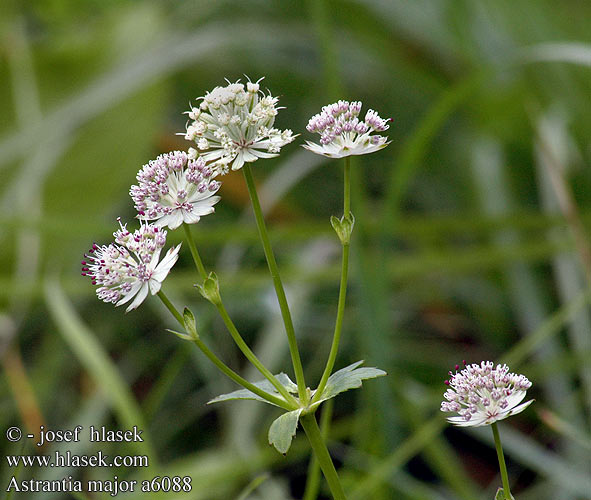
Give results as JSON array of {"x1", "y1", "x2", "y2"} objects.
[
  {"x1": 183, "y1": 223, "x2": 298, "y2": 406},
  {"x1": 242, "y1": 164, "x2": 308, "y2": 404},
  {"x1": 183, "y1": 223, "x2": 207, "y2": 279},
  {"x1": 313, "y1": 156, "x2": 351, "y2": 402},
  {"x1": 156, "y1": 290, "x2": 293, "y2": 410},
  {"x1": 214, "y1": 299, "x2": 299, "y2": 406},
  {"x1": 492, "y1": 422, "x2": 513, "y2": 500}
]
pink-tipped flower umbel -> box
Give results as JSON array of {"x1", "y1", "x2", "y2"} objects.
[
  {"x1": 184, "y1": 78, "x2": 295, "y2": 172},
  {"x1": 81, "y1": 220, "x2": 181, "y2": 312},
  {"x1": 303, "y1": 100, "x2": 390, "y2": 158},
  {"x1": 130, "y1": 151, "x2": 221, "y2": 230},
  {"x1": 441, "y1": 361, "x2": 533, "y2": 427}
]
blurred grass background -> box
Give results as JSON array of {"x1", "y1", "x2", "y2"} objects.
[{"x1": 1, "y1": 0, "x2": 591, "y2": 499}]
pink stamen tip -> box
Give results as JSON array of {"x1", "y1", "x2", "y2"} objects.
[
  {"x1": 455, "y1": 364, "x2": 459, "y2": 370},
  {"x1": 444, "y1": 380, "x2": 450, "y2": 385}
]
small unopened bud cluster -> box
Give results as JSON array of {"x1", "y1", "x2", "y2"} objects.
[
  {"x1": 81, "y1": 220, "x2": 180, "y2": 312},
  {"x1": 303, "y1": 100, "x2": 390, "y2": 158},
  {"x1": 441, "y1": 361, "x2": 533, "y2": 427},
  {"x1": 184, "y1": 78, "x2": 295, "y2": 172},
  {"x1": 130, "y1": 151, "x2": 221, "y2": 230}
]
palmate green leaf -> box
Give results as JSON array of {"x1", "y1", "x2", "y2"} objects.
[
  {"x1": 313, "y1": 361, "x2": 387, "y2": 406},
  {"x1": 207, "y1": 373, "x2": 298, "y2": 407},
  {"x1": 268, "y1": 409, "x2": 303, "y2": 455}
]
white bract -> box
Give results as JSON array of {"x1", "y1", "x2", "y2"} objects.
[
  {"x1": 130, "y1": 151, "x2": 221, "y2": 230},
  {"x1": 303, "y1": 100, "x2": 390, "y2": 158},
  {"x1": 81, "y1": 220, "x2": 181, "y2": 312},
  {"x1": 184, "y1": 78, "x2": 295, "y2": 172},
  {"x1": 441, "y1": 361, "x2": 533, "y2": 427}
]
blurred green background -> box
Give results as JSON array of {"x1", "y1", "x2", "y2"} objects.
[{"x1": 1, "y1": 0, "x2": 591, "y2": 499}]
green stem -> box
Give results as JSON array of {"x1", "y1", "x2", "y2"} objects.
[
  {"x1": 303, "y1": 400, "x2": 334, "y2": 500},
  {"x1": 156, "y1": 291, "x2": 292, "y2": 410},
  {"x1": 313, "y1": 244, "x2": 349, "y2": 401},
  {"x1": 313, "y1": 157, "x2": 351, "y2": 402},
  {"x1": 344, "y1": 156, "x2": 351, "y2": 214},
  {"x1": 182, "y1": 223, "x2": 298, "y2": 407},
  {"x1": 157, "y1": 290, "x2": 184, "y2": 324},
  {"x1": 242, "y1": 164, "x2": 308, "y2": 403},
  {"x1": 300, "y1": 413, "x2": 347, "y2": 500},
  {"x1": 216, "y1": 300, "x2": 299, "y2": 406},
  {"x1": 491, "y1": 422, "x2": 513, "y2": 500},
  {"x1": 183, "y1": 223, "x2": 207, "y2": 280}
]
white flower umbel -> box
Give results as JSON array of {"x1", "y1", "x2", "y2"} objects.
[
  {"x1": 130, "y1": 151, "x2": 221, "y2": 230},
  {"x1": 303, "y1": 100, "x2": 390, "y2": 158},
  {"x1": 81, "y1": 220, "x2": 181, "y2": 312},
  {"x1": 441, "y1": 361, "x2": 533, "y2": 427},
  {"x1": 183, "y1": 78, "x2": 295, "y2": 172}
]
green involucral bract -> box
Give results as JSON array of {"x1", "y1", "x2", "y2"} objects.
[
  {"x1": 165, "y1": 328, "x2": 193, "y2": 342},
  {"x1": 330, "y1": 212, "x2": 355, "y2": 245},
  {"x1": 196, "y1": 272, "x2": 221, "y2": 305},
  {"x1": 182, "y1": 307, "x2": 199, "y2": 339}
]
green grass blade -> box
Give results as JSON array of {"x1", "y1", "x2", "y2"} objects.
[{"x1": 43, "y1": 276, "x2": 156, "y2": 461}]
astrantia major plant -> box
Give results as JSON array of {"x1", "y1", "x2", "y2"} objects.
[
  {"x1": 442, "y1": 361, "x2": 534, "y2": 500},
  {"x1": 83, "y1": 80, "x2": 391, "y2": 500}
]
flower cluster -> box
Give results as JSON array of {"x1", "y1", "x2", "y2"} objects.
[
  {"x1": 441, "y1": 361, "x2": 533, "y2": 427},
  {"x1": 85, "y1": 80, "x2": 392, "y2": 314},
  {"x1": 303, "y1": 100, "x2": 390, "y2": 158},
  {"x1": 130, "y1": 151, "x2": 221, "y2": 230},
  {"x1": 184, "y1": 78, "x2": 295, "y2": 172},
  {"x1": 81, "y1": 220, "x2": 180, "y2": 312}
]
